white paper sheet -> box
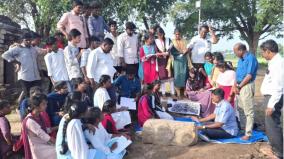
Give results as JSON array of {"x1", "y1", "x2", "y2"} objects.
[
  {"x1": 111, "y1": 136, "x2": 132, "y2": 154},
  {"x1": 120, "y1": 97, "x2": 136, "y2": 110},
  {"x1": 111, "y1": 111, "x2": 132, "y2": 130}
]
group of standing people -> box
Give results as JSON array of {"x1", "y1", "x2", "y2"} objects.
[{"x1": 0, "y1": 0, "x2": 283, "y2": 159}]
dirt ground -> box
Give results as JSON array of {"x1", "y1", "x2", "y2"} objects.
[
  {"x1": 124, "y1": 68, "x2": 272, "y2": 159},
  {"x1": 7, "y1": 69, "x2": 275, "y2": 159}
]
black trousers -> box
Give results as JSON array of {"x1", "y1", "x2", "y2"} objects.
[
  {"x1": 19, "y1": 80, "x2": 41, "y2": 98},
  {"x1": 201, "y1": 128, "x2": 234, "y2": 139},
  {"x1": 265, "y1": 95, "x2": 283, "y2": 158},
  {"x1": 40, "y1": 70, "x2": 53, "y2": 93}
]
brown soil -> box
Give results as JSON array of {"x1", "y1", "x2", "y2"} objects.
[
  {"x1": 7, "y1": 69, "x2": 273, "y2": 159},
  {"x1": 124, "y1": 69, "x2": 272, "y2": 159}
]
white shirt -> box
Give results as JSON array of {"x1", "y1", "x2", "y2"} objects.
[
  {"x1": 80, "y1": 48, "x2": 91, "y2": 68},
  {"x1": 187, "y1": 35, "x2": 212, "y2": 63},
  {"x1": 84, "y1": 123, "x2": 112, "y2": 155},
  {"x1": 86, "y1": 47, "x2": 116, "y2": 83},
  {"x1": 44, "y1": 49, "x2": 69, "y2": 82},
  {"x1": 117, "y1": 32, "x2": 139, "y2": 64},
  {"x1": 216, "y1": 70, "x2": 236, "y2": 86},
  {"x1": 63, "y1": 44, "x2": 82, "y2": 79},
  {"x1": 105, "y1": 32, "x2": 120, "y2": 66},
  {"x1": 260, "y1": 54, "x2": 284, "y2": 109},
  {"x1": 67, "y1": 119, "x2": 90, "y2": 159},
  {"x1": 93, "y1": 87, "x2": 110, "y2": 109}
]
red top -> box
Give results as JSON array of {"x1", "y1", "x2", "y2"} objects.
[
  {"x1": 56, "y1": 40, "x2": 65, "y2": 49},
  {"x1": 101, "y1": 113, "x2": 118, "y2": 134}
]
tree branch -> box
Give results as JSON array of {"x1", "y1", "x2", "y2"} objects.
[
  {"x1": 260, "y1": 24, "x2": 272, "y2": 34},
  {"x1": 232, "y1": 17, "x2": 248, "y2": 41}
]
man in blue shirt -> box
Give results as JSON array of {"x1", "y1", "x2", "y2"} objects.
[
  {"x1": 88, "y1": 1, "x2": 109, "y2": 42},
  {"x1": 234, "y1": 43, "x2": 258, "y2": 140},
  {"x1": 113, "y1": 68, "x2": 141, "y2": 102},
  {"x1": 191, "y1": 88, "x2": 239, "y2": 139}
]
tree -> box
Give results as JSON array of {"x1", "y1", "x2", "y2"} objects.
[
  {"x1": 85, "y1": 0, "x2": 175, "y2": 30},
  {"x1": 170, "y1": 0, "x2": 283, "y2": 53},
  {"x1": 0, "y1": 0, "x2": 70, "y2": 36},
  {"x1": 0, "y1": 0, "x2": 175, "y2": 37}
]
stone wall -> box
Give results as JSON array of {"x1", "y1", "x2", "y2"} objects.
[{"x1": 0, "y1": 15, "x2": 22, "y2": 86}]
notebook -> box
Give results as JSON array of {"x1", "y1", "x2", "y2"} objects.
[
  {"x1": 110, "y1": 136, "x2": 132, "y2": 154},
  {"x1": 120, "y1": 97, "x2": 136, "y2": 110}
]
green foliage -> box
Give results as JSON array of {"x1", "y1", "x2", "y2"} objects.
[
  {"x1": 170, "y1": 0, "x2": 283, "y2": 52},
  {"x1": 0, "y1": 0, "x2": 70, "y2": 36},
  {"x1": 0, "y1": 0, "x2": 175, "y2": 36}
]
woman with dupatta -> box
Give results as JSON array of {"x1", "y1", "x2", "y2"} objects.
[
  {"x1": 139, "y1": 33, "x2": 158, "y2": 84},
  {"x1": 154, "y1": 27, "x2": 175, "y2": 96},
  {"x1": 169, "y1": 28, "x2": 191, "y2": 98},
  {"x1": 22, "y1": 94, "x2": 56, "y2": 159}
]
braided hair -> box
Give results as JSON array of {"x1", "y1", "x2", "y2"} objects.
[{"x1": 60, "y1": 101, "x2": 87, "y2": 155}]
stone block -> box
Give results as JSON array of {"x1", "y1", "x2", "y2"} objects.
[{"x1": 142, "y1": 119, "x2": 198, "y2": 146}]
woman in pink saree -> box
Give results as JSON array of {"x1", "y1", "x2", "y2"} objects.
[{"x1": 185, "y1": 68, "x2": 214, "y2": 118}]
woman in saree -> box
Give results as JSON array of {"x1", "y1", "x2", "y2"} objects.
[
  {"x1": 154, "y1": 27, "x2": 175, "y2": 96},
  {"x1": 185, "y1": 68, "x2": 215, "y2": 118},
  {"x1": 169, "y1": 28, "x2": 191, "y2": 98},
  {"x1": 139, "y1": 33, "x2": 158, "y2": 84}
]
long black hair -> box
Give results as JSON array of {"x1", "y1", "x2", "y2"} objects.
[
  {"x1": 63, "y1": 91, "x2": 82, "y2": 113},
  {"x1": 102, "y1": 100, "x2": 116, "y2": 113},
  {"x1": 99, "y1": 75, "x2": 111, "y2": 87},
  {"x1": 60, "y1": 101, "x2": 87, "y2": 155},
  {"x1": 216, "y1": 61, "x2": 234, "y2": 70},
  {"x1": 27, "y1": 93, "x2": 47, "y2": 113}
]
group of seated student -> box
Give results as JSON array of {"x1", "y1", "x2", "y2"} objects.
[{"x1": 15, "y1": 84, "x2": 131, "y2": 159}]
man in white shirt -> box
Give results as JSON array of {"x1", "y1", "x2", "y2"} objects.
[
  {"x1": 117, "y1": 22, "x2": 139, "y2": 75},
  {"x1": 80, "y1": 36, "x2": 101, "y2": 83},
  {"x1": 44, "y1": 37, "x2": 69, "y2": 85},
  {"x1": 105, "y1": 20, "x2": 122, "y2": 75},
  {"x1": 86, "y1": 38, "x2": 116, "y2": 90},
  {"x1": 260, "y1": 40, "x2": 283, "y2": 159},
  {"x1": 187, "y1": 24, "x2": 218, "y2": 69}
]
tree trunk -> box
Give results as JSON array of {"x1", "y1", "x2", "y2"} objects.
[
  {"x1": 143, "y1": 16, "x2": 149, "y2": 30},
  {"x1": 247, "y1": 32, "x2": 260, "y2": 55}
]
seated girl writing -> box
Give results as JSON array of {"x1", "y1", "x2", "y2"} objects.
[
  {"x1": 84, "y1": 107, "x2": 131, "y2": 159},
  {"x1": 138, "y1": 84, "x2": 160, "y2": 127}
]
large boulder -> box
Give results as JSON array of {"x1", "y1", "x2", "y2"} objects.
[{"x1": 142, "y1": 119, "x2": 198, "y2": 146}]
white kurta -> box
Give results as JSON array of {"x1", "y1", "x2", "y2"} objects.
[
  {"x1": 84, "y1": 123, "x2": 112, "y2": 154},
  {"x1": 93, "y1": 87, "x2": 110, "y2": 110},
  {"x1": 117, "y1": 32, "x2": 139, "y2": 64},
  {"x1": 66, "y1": 119, "x2": 90, "y2": 159},
  {"x1": 44, "y1": 49, "x2": 69, "y2": 82},
  {"x1": 86, "y1": 47, "x2": 116, "y2": 83},
  {"x1": 105, "y1": 32, "x2": 120, "y2": 66},
  {"x1": 26, "y1": 116, "x2": 56, "y2": 159}
]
